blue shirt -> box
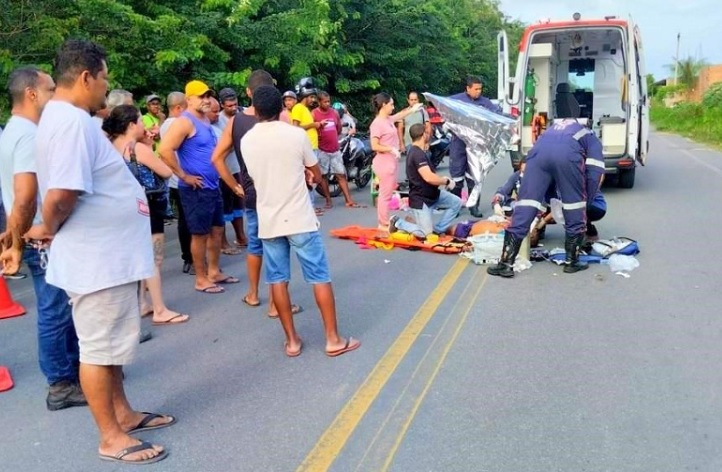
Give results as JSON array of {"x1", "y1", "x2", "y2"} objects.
[
  {"x1": 448, "y1": 92, "x2": 502, "y2": 113},
  {"x1": 177, "y1": 111, "x2": 219, "y2": 190}
]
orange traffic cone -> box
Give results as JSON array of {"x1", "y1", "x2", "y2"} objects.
[
  {"x1": 0, "y1": 276, "x2": 26, "y2": 320},
  {"x1": 0, "y1": 366, "x2": 13, "y2": 392}
]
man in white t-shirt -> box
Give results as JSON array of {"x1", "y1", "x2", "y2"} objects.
[
  {"x1": 0, "y1": 66, "x2": 88, "y2": 411},
  {"x1": 25, "y1": 39, "x2": 173, "y2": 465},
  {"x1": 241, "y1": 85, "x2": 360, "y2": 358}
]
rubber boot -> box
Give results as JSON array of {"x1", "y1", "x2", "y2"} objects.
[
  {"x1": 487, "y1": 232, "x2": 523, "y2": 278},
  {"x1": 563, "y1": 233, "x2": 589, "y2": 273}
]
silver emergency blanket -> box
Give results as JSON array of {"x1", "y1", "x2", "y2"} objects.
[{"x1": 422, "y1": 93, "x2": 516, "y2": 208}]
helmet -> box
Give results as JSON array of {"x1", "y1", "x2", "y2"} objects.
[
  {"x1": 295, "y1": 77, "x2": 318, "y2": 99},
  {"x1": 332, "y1": 101, "x2": 345, "y2": 118}
]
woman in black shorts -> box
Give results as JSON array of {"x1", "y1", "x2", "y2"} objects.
[{"x1": 103, "y1": 105, "x2": 189, "y2": 326}]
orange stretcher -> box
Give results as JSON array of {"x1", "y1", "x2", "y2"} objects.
[{"x1": 330, "y1": 225, "x2": 472, "y2": 255}]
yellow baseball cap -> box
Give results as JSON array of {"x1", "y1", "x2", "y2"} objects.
[{"x1": 185, "y1": 80, "x2": 214, "y2": 97}]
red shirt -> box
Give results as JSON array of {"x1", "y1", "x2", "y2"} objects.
[{"x1": 312, "y1": 107, "x2": 342, "y2": 153}]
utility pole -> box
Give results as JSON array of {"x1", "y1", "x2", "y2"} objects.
[{"x1": 674, "y1": 32, "x2": 680, "y2": 85}]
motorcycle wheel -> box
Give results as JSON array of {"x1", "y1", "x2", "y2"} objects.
[
  {"x1": 355, "y1": 167, "x2": 371, "y2": 189},
  {"x1": 316, "y1": 175, "x2": 342, "y2": 198}
]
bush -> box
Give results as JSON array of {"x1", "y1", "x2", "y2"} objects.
[
  {"x1": 651, "y1": 98, "x2": 722, "y2": 147},
  {"x1": 702, "y1": 82, "x2": 722, "y2": 109}
]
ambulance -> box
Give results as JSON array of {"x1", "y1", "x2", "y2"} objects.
[{"x1": 497, "y1": 13, "x2": 649, "y2": 188}]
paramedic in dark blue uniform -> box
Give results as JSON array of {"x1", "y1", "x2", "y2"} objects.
[
  {"x1": 487, "y1": 118, "x2": 605, "y2": 277},
  {"x1": 448, "y1": 76, "x2": 501, "y2": 216}
]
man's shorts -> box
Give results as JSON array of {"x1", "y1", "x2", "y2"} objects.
[
  {"x1": 244, "y1": 209, "x2": 263, "y2": 256},
  {"x1": 318, "y1": 150, "x2": 345, "y2": 175},
  {"x1": 221, "y1": 173, "x2": 245, "y2": 221},
  {"x1": 179, "y1": 187, "x2": 224, "y2": 235},
  {"x1": 262, "y1": 231, "x2": 331, "y2": 284},
  {"x1": 66, "y1": 282, "x2": 141, "y2": 366}
]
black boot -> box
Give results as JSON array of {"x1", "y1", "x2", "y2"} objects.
[
  {"x1": 563, "y1": 233, "x2": 589, "y2": 273},
  {"x1": 487, "y1": 232, "x2": 523, "y2": 278}
]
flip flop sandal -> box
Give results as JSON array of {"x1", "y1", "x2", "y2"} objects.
[
  {"x1": 195, "y1": 285, "x2": 224, "y2": 294},
  {"x1": 326, "y1": 337, "x2": 361, "y2": 358},
  {"x1": 221, "y1": 247, "x2": 243, "y2": 255},
  {"x1": 99, "y1": 441, "x2": 168, "y2": 465},
  {"x1": 214, "y1": 275, "x2": 240, "y2": 285},
  {"x1": 268, "y1": 304, "x2": 303, "y2": 319},
  {"x1": 242, "y1": 295, "x2": 261, "y2": 307},
  {"x1": 152, "y1": 314, "x2": 190, "y2": 326},
  {"x1": 285, "y1": 338, "x2": 303, "y2": 358},
  {"x1": 127, "y1": 412, "x2": 177, "y2": 434}
]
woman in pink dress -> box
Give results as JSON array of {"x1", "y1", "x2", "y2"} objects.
[{"x1": 369, "y1": 93, "x2": 423, "y2": 231}]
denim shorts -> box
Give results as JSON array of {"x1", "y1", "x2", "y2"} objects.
[
  {"x1": 179, "y1": 187, "x2": 224, "y2": 235},
  {"x1": 244, "y1": 209, "x2": 263, "y2": 256},
  {"x1": 262, "y1": 231, "x2": 331, "y2": 284}
]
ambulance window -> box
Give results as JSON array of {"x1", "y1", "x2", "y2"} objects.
[{"x1": 568, "y1": 58, "x2": 595, "y2": 91}]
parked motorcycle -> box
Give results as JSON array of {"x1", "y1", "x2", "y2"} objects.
[
  {"x1": 316, "y1": 133, "x2": 374, "y2": 198},
  {"x1": 428, "y1": 122, "x2": 451, "y2": 168}
]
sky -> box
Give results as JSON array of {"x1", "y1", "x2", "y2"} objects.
[{"x1": 497, "y1": 0, "x2": 722, "y2": 80}]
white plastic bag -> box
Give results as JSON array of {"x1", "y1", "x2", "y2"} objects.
[
  {"x1": 462, "y1": 232, "x2": 504, "y2": 265},
  {"x1": 550, "y1": 198, "x2": 565, "y2": 224},
  {"x1": 608, "y1": 254, "x2": 640, "y2": 273}
]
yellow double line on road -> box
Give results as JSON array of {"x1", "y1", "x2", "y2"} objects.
[{"x1": 297, "y1": 258, "x2": 483, "y2": 471}]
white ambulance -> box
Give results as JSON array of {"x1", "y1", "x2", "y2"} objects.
[{"x1": 497, "y1": 13, "x2": 649, "y2": 188}]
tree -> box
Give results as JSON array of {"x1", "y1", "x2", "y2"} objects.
[
  {"x1": 0, "y1": 0, "x2": 524, "y2": 125},
  {"x1": 666, "y1": 56, "x2": 708, "y2": 91}
]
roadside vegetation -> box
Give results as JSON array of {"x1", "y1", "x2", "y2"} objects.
[
  {"x1": 650, "y1": 58, "x2": 722, "y2": 148},
  {"x1": 0, "y1": 0, "x2": 523, "y2": 124}
]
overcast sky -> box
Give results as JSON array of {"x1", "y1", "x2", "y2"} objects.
[{"x1": 497, "y1": 1, "x2": 722, "y2": 79}]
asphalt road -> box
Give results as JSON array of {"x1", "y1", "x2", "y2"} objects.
[{"x1": 1, "y1": 130, "x2": 721, "y2": 471}]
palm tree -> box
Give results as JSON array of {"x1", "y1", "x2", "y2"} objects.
[{"x1": 666, "y1": 56, "x2": 708, "y2": 90}]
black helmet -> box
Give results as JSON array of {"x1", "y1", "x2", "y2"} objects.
[{"x1": 295, "y1": 77, "x2": 318, "y2": 99}]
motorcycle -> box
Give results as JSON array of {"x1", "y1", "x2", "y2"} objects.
[
  {"x1": 427, "y1": 122, "x2": 451, "y2": 168},
  {"x1": 316, "y1": 132, "x2": 374, "y2": 198}
]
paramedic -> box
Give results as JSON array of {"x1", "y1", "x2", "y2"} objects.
[{"x1": 487, "y1": 118, "x2": 604, "y2": 278}]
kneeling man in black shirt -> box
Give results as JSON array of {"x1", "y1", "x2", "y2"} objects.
[{"x1": 390, "y1": 124, "x2": 462, "y2": 238}]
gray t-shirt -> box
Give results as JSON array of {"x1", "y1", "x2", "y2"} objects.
[
  {"x1": 159, "y1": 117, "x2": 179, "y2": 189},
  {"x1": 0, "y1": 116, "x2": 42, "y2": 225},
  {"x1": 402, "y1": 108, "x2": 429, "y2": 147},
  {"x1": 212, "y1": 121, "x2": 241, "y2": 174},
  {"x1": 35, "y1": 100, "x2": 154, "y2": 294}
]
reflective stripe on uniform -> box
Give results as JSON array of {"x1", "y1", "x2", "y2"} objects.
[
  {"x1": 516, "y1": 199, "x2": 546, "y2": 211},
  {"x1": 573, "y1": 128, "x2": 591, "y2": 141},
  {"x1": 561, "y1": 201, "x2": 587, "y2": 210},
  {"x1": 585, "y1": 158, "x2": 605, "y2": 169}
]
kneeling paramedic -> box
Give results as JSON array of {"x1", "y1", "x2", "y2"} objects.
[
  {"x1": 390, "y1": 123, "x2": 461, "y2": 238},
  {"x1": 487, "y1": 119, "x2": 604, "y2": 277}
]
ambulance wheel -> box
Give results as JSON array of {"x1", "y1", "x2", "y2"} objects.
[{"x1": 618, "y1": 168, "x2": 635, "y2": 189}]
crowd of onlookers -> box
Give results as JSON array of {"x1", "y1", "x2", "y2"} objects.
[{"x1": 1, "y1": 32, "x2": 574, "y2": 464}]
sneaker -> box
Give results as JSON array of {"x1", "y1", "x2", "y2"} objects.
[
  {"x1": 46, "y1": 381, "x2": 87, "y2": 411},
  {"x1": 388, "y1": 215, "x2": 400, "y2": 233},
  {"x1": 139, "y1": 330, "x2": 153, "y2": 344}
]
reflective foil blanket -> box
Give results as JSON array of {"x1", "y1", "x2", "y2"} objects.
[{"x1": 422, "y1": 93, "x2": 516, "y2": 208}]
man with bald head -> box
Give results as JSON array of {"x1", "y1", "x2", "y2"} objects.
[{"x1": 160, "y1": 92, "x2": 193, "y2": 273}]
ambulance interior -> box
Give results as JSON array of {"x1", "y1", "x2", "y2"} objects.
[{"x1": 521, "y1": 27, "x2": 628, "y2": 157}]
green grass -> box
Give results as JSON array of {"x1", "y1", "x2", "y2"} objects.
[{"x1": 651, "y1": 100, "x2": 722, "y2": 148}]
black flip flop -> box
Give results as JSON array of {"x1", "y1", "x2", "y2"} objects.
[
  {"x1": 127, "y1": 412, "x2": 177, "y2": 434},
  {"x1": 99, "y1": 441, "x2": 168, "y2": 465}
]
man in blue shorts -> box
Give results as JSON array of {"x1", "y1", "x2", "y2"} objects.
[
  {"x1": 159, "y1": 80, "x2": 239, "y2": 293},
  {"x1": 241, "y1": 85, "x2": 360, "y2": 358}
]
